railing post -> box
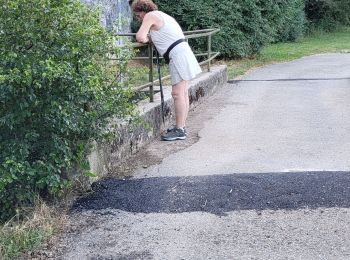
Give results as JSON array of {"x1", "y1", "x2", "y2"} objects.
[
  {"x1": 117, "y1": 29, "x2": 219, "y2": 96},
  {"x1": 207, "y1": 34, "x2": 212, "y2": 72},
  {"x1": 148, "y1": 44, "x2": 154, "y2": 102}
]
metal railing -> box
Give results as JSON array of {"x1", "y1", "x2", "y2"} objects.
[{"x1": 117, "y1": 28, "x2": 220, "y2": 102}]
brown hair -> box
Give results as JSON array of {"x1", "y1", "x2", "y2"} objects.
[{"x1": 131, "y1": 0, "x2": 158, "y2": 13}]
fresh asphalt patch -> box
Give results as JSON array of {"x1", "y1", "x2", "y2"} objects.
[{"x1": 72, "y1": 171, "x2": 350, "y2": 215}]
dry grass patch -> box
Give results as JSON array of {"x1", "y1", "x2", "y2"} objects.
[{"x1": 0, "y1": 200, "x2": 67, "y2": 260}]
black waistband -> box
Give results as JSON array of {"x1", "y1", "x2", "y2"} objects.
[{"x1": 163, "y1": 38, "x2": 186, "y2": 64}]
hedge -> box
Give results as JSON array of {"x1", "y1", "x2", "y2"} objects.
[
  {"x1": 154, "y1": 0, "x2": 306, "y2": 58},
  {"x1": 0, "y1": 0, "x2": 134, "y2": 222},
  {"x1": 305, "y1": 0, "x2": 350, "y2": 32}
]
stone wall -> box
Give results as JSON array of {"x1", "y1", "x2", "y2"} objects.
[
  {"x1": 81, "y1": 0, "x2": 131, "y2": 32},
  {"x1": 87, "y1": 65, "x2": 228, "y2": 180},
  {"x1": 78, "y1": 1, "x2": 227, "y2": 183}
]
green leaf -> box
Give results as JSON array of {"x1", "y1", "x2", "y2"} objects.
[{"x1": 84, "y1": 171, "x2": 97, "y2": 178}]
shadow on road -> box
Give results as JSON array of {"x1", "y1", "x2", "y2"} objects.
[
  {"x1": 228, "y1": 78, "x2": 350, "y2": 83},
  {"x1": 73, "y1": 171, "x2": 350, "y2": 215}
]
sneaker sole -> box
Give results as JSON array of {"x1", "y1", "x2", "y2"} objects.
[
  {"x1": 161, "y1": 136, "x2": 186, "y2": 141},
  {"x1": 167, "y1": 128, "x2": 187, "y2": 135}
]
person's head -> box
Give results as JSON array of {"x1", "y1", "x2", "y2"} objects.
[{"x1": 131, "y1": 0, "x2": 158, "y2": 21}]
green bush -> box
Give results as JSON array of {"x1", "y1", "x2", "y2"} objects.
[
  {"x1": 154, "y1": 0, "x2": 306, "y2": 58},
  {"x1": 305, "y1": 0, "x2": 350, "y2": 32},
  {"x1": 260, "y1": 0, "x2": 306, "y2": 42},
  {"x1": 0, "y1": 0, "x2": 135, "y2": 222}
]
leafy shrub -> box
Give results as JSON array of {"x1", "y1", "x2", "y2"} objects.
[
  {"x1": 305, "y1": 0, "x2": 350, "y2": 32},
  {"x1": 154, "y1": 0, "x2": 306, "y2": 58},
  {"x1": 260, "y1": 0, "x2": 306, "y2": 42},
  {"x1": 0, "y1": 0, "x2": 135, "y2": 222}
]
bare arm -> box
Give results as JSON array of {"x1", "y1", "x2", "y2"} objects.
[{"x1": 136, "y1": 12, "x2": 162, "y2": 43}]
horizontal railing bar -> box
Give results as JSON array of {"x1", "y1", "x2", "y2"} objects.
[
  {"x1": 199, "y1": 52, "x2": 220, "y2": 66},
  {"x1": 131, "y1": 42, "x2": 148, "y2": 48},
  {"x1": 110, "y1": 56, "x2": 150, "y2": 60},
  {"x1": 117, "y1": 28, "x2": 218, "y2": 37},
  {"x1": 116, "y1": 29, "x2": 220, "y2": 49},
  {"x1": 185, "y1": 29, "x2": 220, "y2": 40},
  {"x1": 186, "y1": 28, "x2": 220, "y2": 37},
  {"x1": 195, "y1": 52, "x2": 213, "y2": 57},
  {"x1": 111, "y1": 52, "x2": 214, "y2": 61},
  {"x1": 118, "y1": 28, "x2": 220, "y2": 97},
  {"x1": 184, "y1": 28, "x2": 217, "y2": 34},
  {"x1": 117, "y1": 33, "x2": 136, "y2": 36},
  {"x1": 135, "y1": 74, "x2": 171, "y2": 91},
  {"x1": 133, "y1": 52, "x2": 220, "y2": 92}
]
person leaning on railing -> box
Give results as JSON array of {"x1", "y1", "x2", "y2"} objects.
[{"x1": 130, "y1": 0, "x2": 202, "y2": 141}]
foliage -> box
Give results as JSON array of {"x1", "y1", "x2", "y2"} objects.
[
  {"x1": 0, "y1": 200, "x2": 62, "y2": 260},
  {"x1": 154, "y1": 0, "x2": 306, "y2": 58},
  {"x1": 305, "y1": 0, "x2": 350, "y2": 32},
  {"x1": 0, "y1": 0, "x2": 135, "y2": 222}
]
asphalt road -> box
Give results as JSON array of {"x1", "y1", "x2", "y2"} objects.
[{"x1": 55, "y1": 53, "x2": 350, "y2": 260}]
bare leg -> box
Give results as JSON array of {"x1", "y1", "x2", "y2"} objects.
[
  {"x1": 172, "y1": 80, "x2": 188, "y2": 128},
  {"x1": 184, "y1": 81, "x2": 189, "y2": 127}
]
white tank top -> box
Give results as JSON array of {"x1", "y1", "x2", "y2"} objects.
[{"x1": 149, "y1": 11, "x2": 185, "y2": 56}]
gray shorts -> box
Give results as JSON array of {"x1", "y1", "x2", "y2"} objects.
[{"x1": 168, "y1": 42, "x2": 202, "y2": 85}]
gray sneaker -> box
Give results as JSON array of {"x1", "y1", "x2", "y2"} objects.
[
  {"x1": 161, "y1": 127, "x2": 186, "y2": 141},
  {"x1": 167, "y1": 126, "x2": 187, "y2": 135}
]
